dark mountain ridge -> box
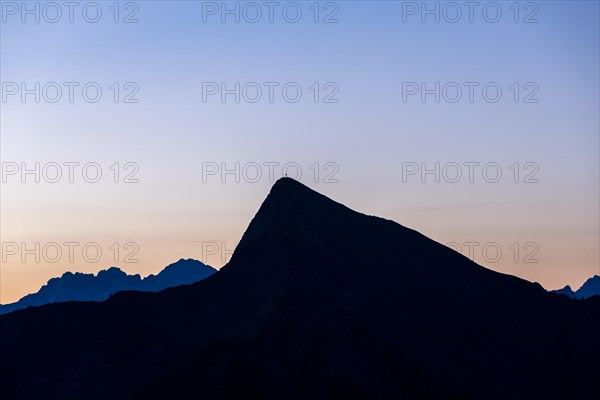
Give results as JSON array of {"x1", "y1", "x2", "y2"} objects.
[
  {"x1": 0, "y1": 259, "x2": 216, "y2": 315},
  {"x1": 0, "y1": 178, "x2": 598, "y2": 399},
  {"x1": 552, "y1": 275, "x2": 600, "y2": 299}
]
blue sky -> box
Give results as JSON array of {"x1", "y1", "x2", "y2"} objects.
[{"x1": 1, "y1": 1, "x2": 599, "y2": 302}]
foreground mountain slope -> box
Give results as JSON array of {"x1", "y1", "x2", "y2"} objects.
[
  {"x1": 0, "y1": 259, "x2": 216, "y2": 314},
  {"x1": 0, "y1": 178, "x2": 598, "y2": 399}
]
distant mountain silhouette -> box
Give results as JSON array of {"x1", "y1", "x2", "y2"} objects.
[
  {"x1": 552, "y1": 275, "x2": 600, "y2": 299},
  {"x1": 0, "y1": 178, "x2": 598, "y2": 399},
  {"x1": 0, "y1": 259, "x2": 216, "y2": 314},
  {"x1": 552, "y1": 284, "x2": 577, "y2": 298}
]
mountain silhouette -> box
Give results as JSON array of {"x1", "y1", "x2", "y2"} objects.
[
  {"x1": 552, "y1": 275, "x2": 600, "y2": 299},
  {"x1": 0, "y1": 259, "x2": 216, "y2": 314},
  {"x1": 0, "y1": 178, "x2": 598, "y2": 399},
  {"x1": 552, "y1": 284, "x2": 577, "y2": 298}
]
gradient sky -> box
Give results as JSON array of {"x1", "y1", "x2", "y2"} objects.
[{"x1": 1, "y1": 0, "x2": 599, "y2": 304}]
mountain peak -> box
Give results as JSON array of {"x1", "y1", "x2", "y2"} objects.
[
  {"x1": 551, "y1": 276, "x2": 600, "y2": 299},
  {"x1": 98, "y1": 267, "x2": 126, "y2": 277},
  {"x1": 227, "y1": 177, "x2": 359, "y2": 273},
  {"x1": 272, "y1": 176, "x2": 301, "y2": 188},
  {"x1": 577, "y1": 275, "x2": 600, "y2": 299},
  {"x1": 0, "y1": 259, "x2": 216, "y2": 314},
  {"x1": 262, "y1": 177, "x2": 325, "y2": 210},
  {"x1": 229, "y1": 177, "x2": 509, "y2": 297}
]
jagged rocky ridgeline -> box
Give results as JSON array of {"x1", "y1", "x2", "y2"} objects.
[
  {"x1": 0, "y1": 259, "x2": 216, "y2": 314},
  {"x1": 552, "y1": 275, "x2": 600, "y2": 299}
]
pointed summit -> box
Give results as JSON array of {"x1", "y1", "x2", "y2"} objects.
[
  {"x1": 270, "y1": 176, "x2": 305, "y2": 192},
  {"x1": 227, "y1": 177, "x2": 544, "y2": 313},
  {"x1": 250, "y1": 177, "x2": 348, "y2": 222},
  {"x1": 227, "y1": 177, "x2": 383, "y2": 273}
]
